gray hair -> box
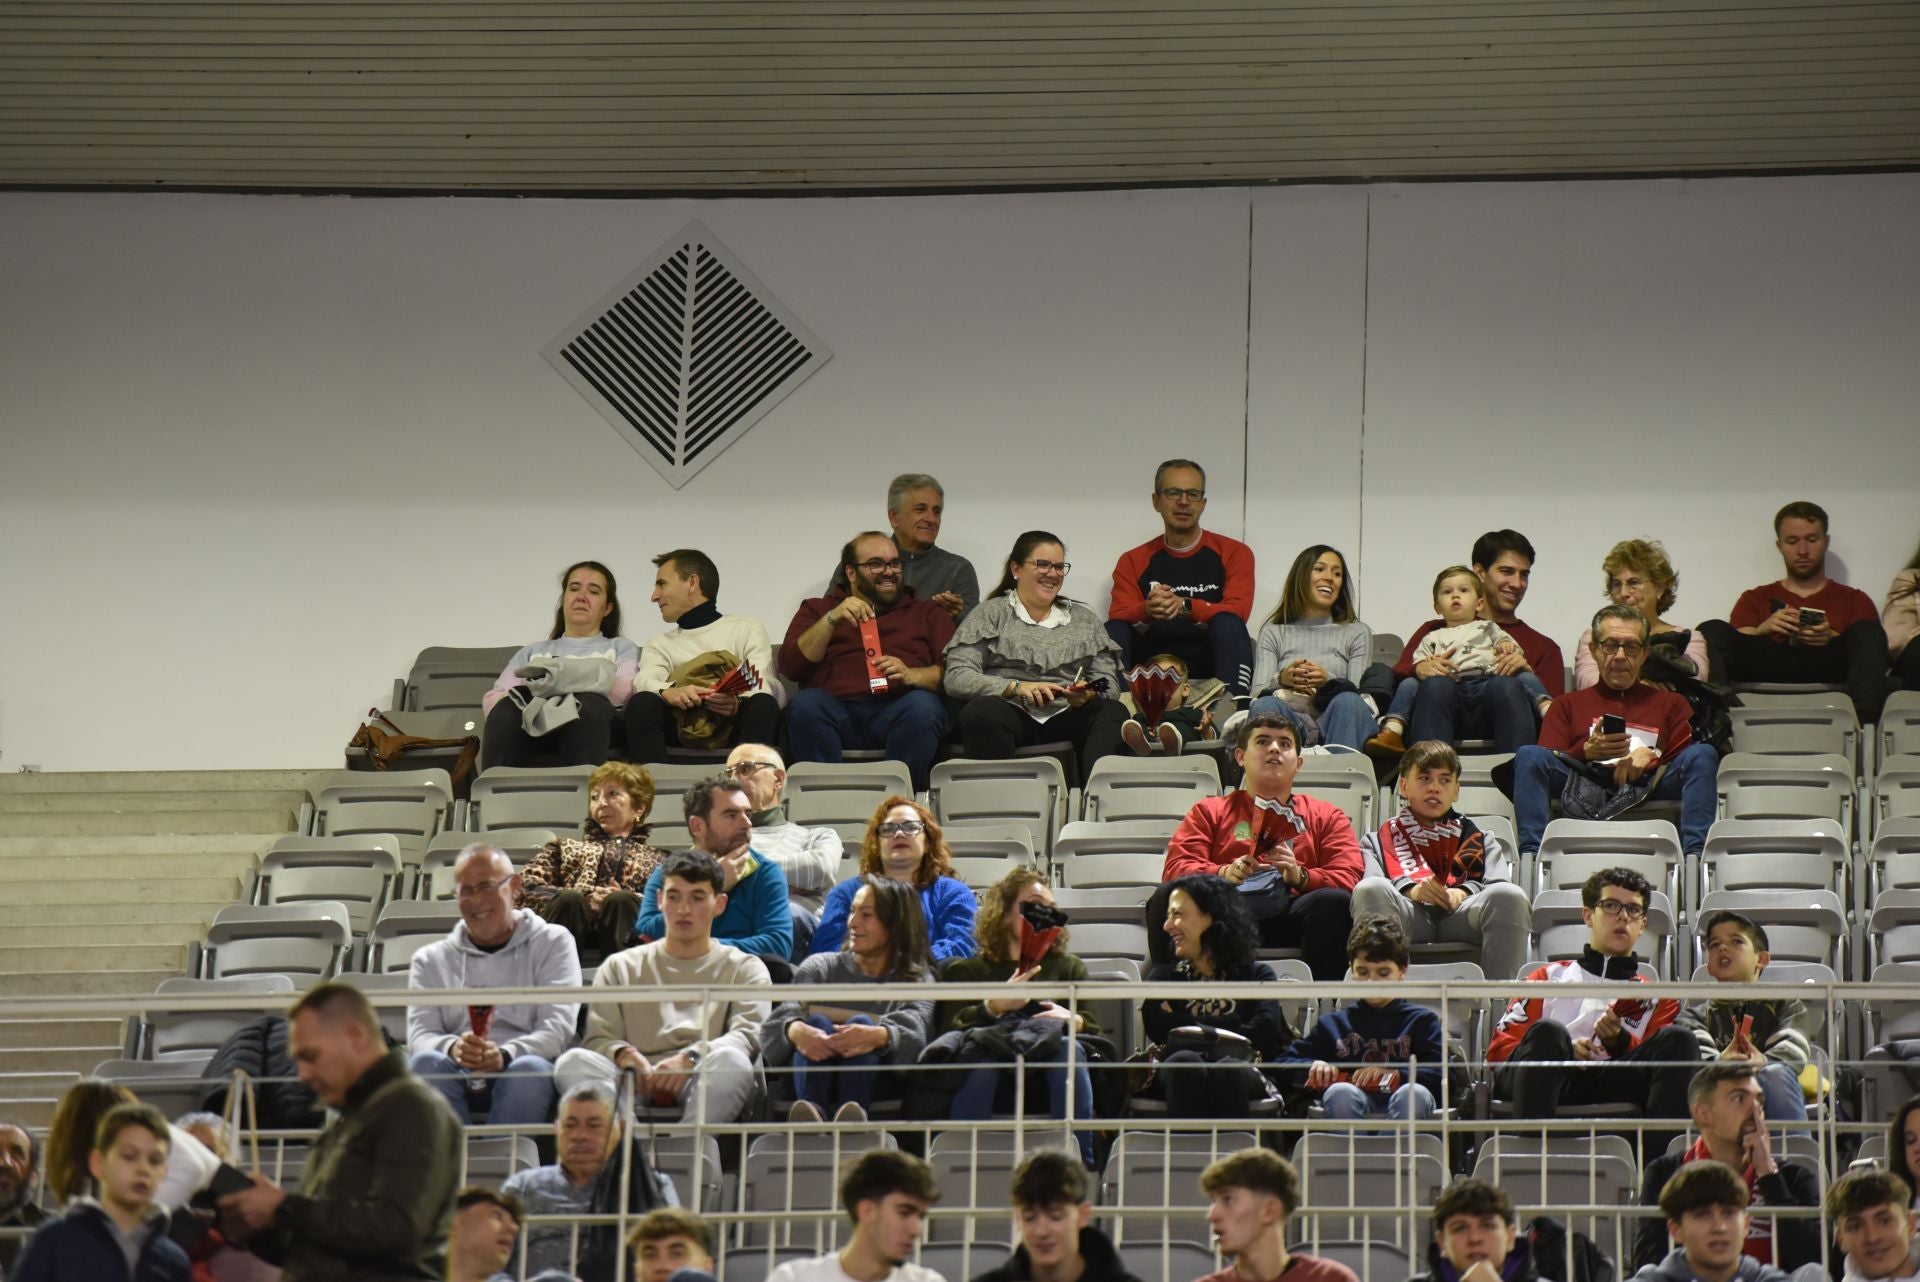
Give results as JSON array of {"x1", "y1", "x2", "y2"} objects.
[
  {"x1": 886, "y1": 473, "x2": 944, "y2": 513},
  {"x1": 1153, "y1": 458, "x2": 1206, "y2": 492},
  {"x1": 454, "y1": 843, "x2": 514, "y2": 879},
  {"x1": 1590, "y1": 602, "x2": 1651, "y2": 643},
  {"x1": 562, "y1": 1081, "x2": 617, "y2": 1119},
  {"x1": 175, "y1": 1112, "x2": 228, "y2": 1154}
]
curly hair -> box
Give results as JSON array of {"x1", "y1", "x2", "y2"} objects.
[
  {"x1": 1602, "y1": 539, "x2": 1680, "y2": 615},
  {"x1": 973, "y1": 866, "x2": 1068, "y2": 965},
  {"x1": 1147, "y1": 874, "x2": 1259, "y2": 979},
  {"x1": 858, "y1": 795, "x2": 954, "y2": 891},
  {"x1": 587, "y1": 761, "x2": 654, "y2": 823}
]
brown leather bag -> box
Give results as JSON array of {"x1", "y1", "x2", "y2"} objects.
[{"x1": 347, "y1": 708, "x2": 480, "y2": 793}]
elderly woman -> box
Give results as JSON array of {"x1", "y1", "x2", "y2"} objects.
[
  {"x1": 763, "y1": 876, "x2": 935, "y2": 1125},
  {"x1": 1572, "y1": 539, "x2": 1709, "y2": 688},
  {"x1": 810, "y1": 797, "x2": 977, "y2": 963},
  {"x1": 935, "y1": 867, "x2": 1102, "y2": 1165},
  {"x1": 517, "y1": 760, "x2": 670, "y2": 963},
  {"x1": 943, "y1": 530, "x2": 1126, "y2": 786},
  {"x1": 1139, "y1": 875, "x2": 1289, "y2": 1119},
  {"x1": 479, "y1": 559, "x2": 638, "y2": 770},
  {"x1": 1249, "y1": 544, "x2": 1378, "y2": 749},
  {"x1": 1888, "y1": 540, "x2": 1920, "y2": 691}
]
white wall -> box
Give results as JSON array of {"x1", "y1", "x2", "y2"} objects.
[{"x1": 2, "y1": 174, "x2": 1915, "y2": 771}]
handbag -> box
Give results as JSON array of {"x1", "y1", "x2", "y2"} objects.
[{"x1": 346, "y1": 708, "x2": 479, "y2": 792}]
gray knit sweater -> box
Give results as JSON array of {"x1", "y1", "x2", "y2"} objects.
[
  {"x1": 750, "y1": 804, "x2": 844, "y2": 912},
  {"x1": 1251, "y1": 617, "x2": 1373, "y2": 697},
  {"x1": 942, "y1": 593, "x2": 1122, "y2": 700},
  {"x1": 759, "y1": 950, "x2": 935, "y2": 1068}
]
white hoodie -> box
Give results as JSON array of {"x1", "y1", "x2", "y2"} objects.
[{"x1": 407, "y1": 908, "x2": 581, "y2": 1063}]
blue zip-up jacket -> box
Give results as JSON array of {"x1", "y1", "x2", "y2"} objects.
[{"x1": 12, "y1": 1201, "x2": 190, "y2": 1282}]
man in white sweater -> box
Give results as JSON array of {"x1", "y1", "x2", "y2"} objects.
[
  {"x1": 555, "y1": 850, "x2": 772, "y2": 1124},
  {"x1": 767, "y1": 1149, "x2": 946, "y2": 1282},
  {"x1": 407, "y1": 843, "x2": 581, "y2": 1125},
  {"x1": 624, "y1": 548, "x2": 781, "y2": 763},
  {"x1": 724, "y1": 742, "x2": 843, "y2": 954}
]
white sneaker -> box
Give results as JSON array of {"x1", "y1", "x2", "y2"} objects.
[
  {"x1": 832, "y1": 1101, "x2": 868, "y2": 1124},
  {"x1": 788, "y1": 1099, "x2": 824, "y2": 1125}
]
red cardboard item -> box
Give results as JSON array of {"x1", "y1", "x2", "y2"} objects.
[
  {"x1": 467, "y1": 1005, "x2": 494, "y2": 1039},
  {"x1": 710, "y1": 661, "x2": 762, "y2": 696},
  {"x1": 859, "y1": 616, "x2": 888, "y2": 694},
  {"x1": 1126, "y1": 663, "x2": 1182, "y2": 728},
  {"x1": 1609, "y1": 996, "x2": 1648, "y2": 1023},
  {"x1": 1016, "y1": 916, "x2": 1061, "y2": 971}
]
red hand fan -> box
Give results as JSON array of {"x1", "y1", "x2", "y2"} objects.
[
  {"x1": 1126, "y1": 663, "x2": 1180, "y2": 729},
  {"x1": 467, "y1": 1005, "x2": 494, "y2": 1039}
]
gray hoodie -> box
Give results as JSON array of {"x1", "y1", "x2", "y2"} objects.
[
  {"x1": 407, "y1": 907, "x2": 581, "y2": 1063},
  {"x1": 1632, "y1": 1247, "x2": 1792, "y2": 1282}
]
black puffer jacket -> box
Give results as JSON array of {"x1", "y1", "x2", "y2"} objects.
[{"x1": 199, "y1": 1014, "x2": 325, "y2": 1130}]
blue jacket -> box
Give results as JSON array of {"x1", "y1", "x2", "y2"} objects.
[
  {"x1": 1275, "y1": 997, "x2": 1446, "y2": 1098},
  {"x1": 12, "y1": 1202, "x2": 191, "y2": 1282},
  {"x1": 810, "y1": 874, "x2": 978, "y2": 963},
  {"x1": 637, "y1": 855, "x2": 793, "y2": 961}
]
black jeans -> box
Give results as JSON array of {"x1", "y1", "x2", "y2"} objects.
[
  {"x1": 1105, "y1": 614, "x2": 1256, "y2": 697},
  {"x1": 481, "y1": 691, "x2": 617, "y2": 770},
  {"x1": 957, "y1": 696, "x2": 1127, "y2": 787},
  {"x1": 1252, "y1": 886, "x2": 1354, "y2": 981},
  {"x1": 1894, "y1": 641, "x2": 1920, "y2": 692},
  {"x1": 1154, "y1": 1051, "x2": 1275, "y2": 1119},
  {"x1": 1699, "y1": 616, "x2": 1892, "y2": 723},
  {"x1": 533, "y1": 888, "x2": 641, "y2": 964},
  {"x1": 621, "y1": 690, "x2": 782, "y2": 763},
  {"x1": 1495, "y1": 1022, "x2": 1700, "y2": 1146}
]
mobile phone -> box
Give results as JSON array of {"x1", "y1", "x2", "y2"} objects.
[
  {"x1": 1601, "y1": 714, "x2": 1626, "y2": 737},
  {"x1": 1798, "y1": 607, "x2": 1826, "y2": 628}
]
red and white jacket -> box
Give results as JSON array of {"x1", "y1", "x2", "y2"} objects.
[{"x1": 1486, "y1": 946, "x2": 1680, "y2": 1063}]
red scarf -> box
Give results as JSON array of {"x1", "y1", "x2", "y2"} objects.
[{"x1": 1376, "y1": 812, "x2": 1485, "y2": 885}]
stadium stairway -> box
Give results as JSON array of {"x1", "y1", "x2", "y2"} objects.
[{"x1": 0, "y1": 768, "x2": 330, "y2": 1127}]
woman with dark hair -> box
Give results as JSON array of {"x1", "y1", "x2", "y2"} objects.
[
  {"x1": 810, "y1": 797, "x2": 977, "y2": 962},
  {"x1": 518, "y1": 760, "x2": 671, "y2": 962},
  {"x1": 1887, "y1": 541, "x2": 1920, "y2": 692},
  {"x1": 1248, "y1": 544, "x2": 1378, "y2": 749},
  {"x1": 479, "y1": 560, "x2": 638, "y2": 769},
  {"x1": 936, "y1": 867, "x2": 1103, "y2": 1165},
  {"x1": 763, "y1": 875, "x2": 935, "y2": 1125},
  {"x1": 43, "y1": 1078, "x2": 219, "y2": 1212},
  {"x1": 1139, "y1": 875, "x2": 1290, "y2": 1118},
  {"x1": 943, "y1": 530, "x2": 1126, "y2": 786},
  {"x1": 1890, "y1": 1095, "x2": 1920, "y2": 1211}
]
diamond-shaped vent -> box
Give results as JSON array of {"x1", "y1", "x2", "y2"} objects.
[{"x1": 544, "y1": 221, "x2": 831, "y2": 489}]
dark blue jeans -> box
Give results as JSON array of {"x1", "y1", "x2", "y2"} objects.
[
  {"x1": 791, "y1": 1014, "x2": 884, "y2": 1113},
  {"x1": 1408, "y1": 673, "x2": 1537, "y2": 751},
  {"x1": 1105, "y1": 613, "x2": 1255, "y2": 696},
  {"x1": 1514, "y1": 741, "x2": 1720, "y2": 855},
  {"x1": 950, "y1": 1052, "x2": 1097, "y2": 1166},
  {"x1": 786, "y1": 687, "x2": 948, "y2": 791}
]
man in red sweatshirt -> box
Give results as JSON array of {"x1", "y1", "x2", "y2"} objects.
[
  {"x1": 1699, "y1": 499, "x2": 1892, "y2": 723},
  {"x1": 1513, "y1": 604, "x2": 1720, "y2": 860},
  {"x1": 1106, "y1": 458, "x2": 1257, "y2": 695},
  {"x1": 1162, "y1": 713, "x2": 1360, "y2": 979}
]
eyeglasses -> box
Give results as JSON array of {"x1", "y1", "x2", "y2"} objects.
[
  {"x1": 1024, "y1": 559, "x2": 1071, "y2": 575},
  {"x1": 1158, "y1": 487, "x2": 1207, "y2": 502},
  {"x1": 1594, "y1": 899, "x2": 1648, "y2": 921},
  {"x1": 877, "y1": 820, "x2": 925, "y2": 837},
  {"x1": 1595, "y1": 639, "x2": 1646, "y2": 656},
  {"x1": 457, "y1": 879, "x2": 510, "y2": 899},
  {"x1": 724, "y1": 761, "x2": 777, "y2": 779},
  {"x1": 856, "y1": 558, "x2": 904, "y2": 576}
]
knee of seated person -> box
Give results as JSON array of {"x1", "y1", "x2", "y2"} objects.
[
  {"x1": 410, "y1": 1048, "x2": 456, "y2": 1073},
  {"x1": 1479, "y1": 881, "x2": 1530, "y2": 913},
  {"x1": 1349, "y1": 877, "x2": 1398, "y2": 909}
]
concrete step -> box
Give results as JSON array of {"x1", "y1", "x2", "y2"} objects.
[
  {"x1": 2, "y1": 875, "x2": 241, "y2": 908},
  {"x1": 0, "y1": 789, "x2": 314, "y2": 815},
  {"x1": 0, "y1": 1018, "x2": 124, "y2": 1049},
  {"x1": 0, "y1": 1072, "x2": 84, "y2": 1098},
  {"x1": 0, "y1": 969, "x2": 181, "y2": 998},
  {"x1": 2, "y1": 921, "x2": 209, "y2": 948},
  {"x1": 0, "y1": 1045, "x2": 125, "y2": 1074},
  {"x1": 0, "y1": 903, "x2": 216, "y2": 928},
  {"x1": 0, "y1": 769, "x2": 334, "y2": 795},
  {"x1": 0, "y1": 1097, "x2": 58, "y2": 1128},
  {"x1": 0, "y1": 810, "x2": 297, "y2": 838},
  {"x1": 31, "y1": 852, "x2": 260, "y2": 880},
  {"x1": 0, "y1": 944, "x2": 189, "y2": 974},
  {"x1": 0, "y1": 832, "x2": 279, "y2": 859}
]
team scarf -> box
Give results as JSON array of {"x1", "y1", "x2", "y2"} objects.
[{"x1": 1377, "y1": 810, "x2": 1486, "y2": 886}]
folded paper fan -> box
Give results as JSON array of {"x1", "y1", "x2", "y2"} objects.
[{"x1": 1125, "y1": 663, "x2": 1182, "y2": 728}]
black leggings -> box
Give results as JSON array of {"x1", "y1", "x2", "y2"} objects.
[
  {"x1": 1152, "y1": 1051, "x2": 1275, "y2": 1119},
  {"x1": 481, "y1": 691, "x2": 617, "y2": 770},
  {"x1": 957, "y1": 696, "x2": 1127, "y2": 787}
]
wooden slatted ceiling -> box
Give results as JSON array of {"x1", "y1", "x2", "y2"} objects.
[{"x1": 2, "y1": 1, "x2": 1916, "y2": 191}]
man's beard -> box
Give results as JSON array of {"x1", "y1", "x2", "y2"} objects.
[{"x1": 855, "y1": 571, "x2": 901, "y2": 606}]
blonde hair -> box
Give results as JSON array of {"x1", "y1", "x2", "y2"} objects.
[
  {"x1": 1431, "y1": 565, "x2": 1484, "y2": 602},
  {"x1": 588, "y1": 761, "x2": 655, "y2": 820},
  {"x1": 1602, "y1": 539, "x2": 1679, "y2": 615}
]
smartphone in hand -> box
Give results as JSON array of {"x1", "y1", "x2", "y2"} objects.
[
  {"x1": 1798, "y1": 607, "x2": 1826, "y2": 628},
  {"x1": 1601, "y1": 713, "x2": 1626, "y2": 737}
]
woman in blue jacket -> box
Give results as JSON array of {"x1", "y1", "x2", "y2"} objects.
[{"x1": 811, "y1": 796, "x2": 977, "y2": 963}]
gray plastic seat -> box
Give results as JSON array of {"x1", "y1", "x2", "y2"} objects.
[
  {"x1": 1100, "y1": 1129, "x2": 1257, "y2": 1244},
  {"x1": 1065, "y1": 921, "x2": 1150, "y2": 964},
  {"x1": 393, "y1": 645, "x2": 521, "y2": 715},
  {"x1": 464, "y1": 1134, "x2": 539, "y2": 1183},
  {"x1": 930, "y1": 757, "x2": 1068, "y2": 857},
  {"x1": 783, "y1": 760, "x2": 916, "y2": 842},
  {"x1": 1081, "y1": 754, "x2": 1220, "y2": 824},
  {"x1": 365, "y1": 900, "x2": 462, "y2": 973},
  {"x1": 419, "y1": 827, "x2": 559, "y2": 898},
  {"x1": 1293, "y1": 1132, "x2": 1448, "y2": 1249},
  {"x1": 1881, "y1": 692, "x2": 1920, "y2": 763},
  {"x1": 739, "y1": 1128, "x2": 898, "y2": 1245},
  {"x1": 1292, "y1": 754, "x2": 1378, "y2": 833},
  {"x1": 1729, "y1": 703, "x2": 1859, "y2": 763},
  {"x1": 468, "y1": 765, "x2": 592, "y2": 832},
  {"x1": 925, "y1": 1132, "x2": 1076, "y2": 1241},
  {"x1": 203, "y1": 902, "x2": 352, "y2": 981},
  {"x1": 311, "y1": 769, "x2": 453, "y2": 858},
  {"x1": 1714, "y1": 753, "x2": 1853, "y2": 832},
  {"x1": 1877, "y1": 756, "x2": 1920, "y2": 828},
  {"x1": 1533, "y1": 817, "x2": 1682, "y2": 905},
  {"x1": 337, "y1": 970, "x2": 410, "y2": 1042},
  {"x1": 1472, "y1": 1139, "x2": 1638, "y2": 1256},
  {"x1": 1699, "y1": 818, "x2": 1851, "y2": 918},
  {"x1": 145, "y1": 975, "x2": 298, "y2": 1060},
  {"x1": 256, "y1": 835, "x2": 403, "y2": 934},
  {"x1": 93, "y1": 1056, "x2": 217, "y2": 1118},
  {"x1": 944, "y1": 822, "x2": 1037, "y2": 890},
  {"x1": 1051, "y1": 820, "x2": 1173, "y2": 888}
]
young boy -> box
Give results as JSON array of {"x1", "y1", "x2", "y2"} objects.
[
  {"x1": 12, "y1": 1102, "x2": 191, "y2": 1282},
  {"x1": 1121, "y1": 651, "x2": 1215, "y2": 755},
  {"x1": 1275, "y1": 915, "x2": 1445, "y2": 1123},
  {"x1": 1349, "y1": 740, "x2": 1532, "y2": 980},
  {"x1": 1409, "y1": 1178, "x2": 1529, "y2": 1282},
  {"x1": 1673, "y1": 910, "x2": 1815, "y2": 1123},
  {"x1": 1195, "y1": 1148, "x2": 1357, "y2": 1282},
  {"x1": 1829, "y1": 1170, "x2": 1920, "y2": 1282},
  {"x1": 766, "y1": 1148, "x2": 944, "y2": 1282},
  {"x1": 1631, "y1": 1160, "x2": 1790, "y2": 1282},
  {"x1": 1368, "y1": 568, "x2": 1553, "y2": 757},
  {"x1": 970, "y1": 1148, "x2": 1141, "y2": 1282}
]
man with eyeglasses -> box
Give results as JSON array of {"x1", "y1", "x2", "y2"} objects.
[
  {"x1": 1487, "y1": 866, "x2": 1699, "y2": 1128},
  {"x1": 1512, "y1": 603, "x2": 1720, "y2": 865},
  {"x1": 824, "y1": 472, "x2": 979, "y2": 621},
  {"x1": 719, "y1": 743, "x2": 843, "y2": 957},
  {"x1": 782, "y1": 530, "x2": 958, "y2": 791},
  {"x1": 406, "y1": 843, "x2": 582, "y2": 1125},
  {"x1": 1106, "y1": 458, "x2": 1257, "y2": 695}
]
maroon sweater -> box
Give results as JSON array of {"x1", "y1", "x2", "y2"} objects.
[
  {"x1": 1394, "y1": 616, "x2": 1566, "y2": 696},
  {"x1": 1729, "y1": 578, "x2": 1879, "y2": 637},
  {"x1": 777, "y1": 585, "x2": 955, "y2": 699},
  {"x1": 1538, "y1": 681, "x2": 1694, "y2": 757}
]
